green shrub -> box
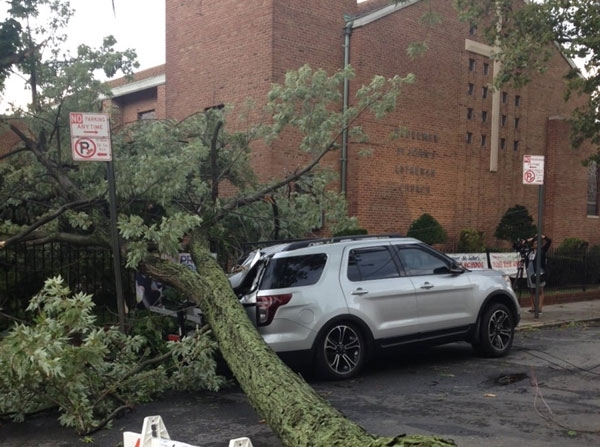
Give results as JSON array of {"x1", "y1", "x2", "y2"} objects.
[
  {"x1": 457, "y1": 229, "x2": 485, "y2": 252},
  {"x1": 555, "y1": 237, "x2": 589, "y2": 255},
  {"x1": 494, "y1": 204, "x2": 537, "y2": 242},
  {"x1": 407, "y1": 213, "x2": 447, "y2": 245}
]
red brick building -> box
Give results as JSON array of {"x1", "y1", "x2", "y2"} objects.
[{"x1": 109, "y1": 0, "x2": 600, "y2": 247}]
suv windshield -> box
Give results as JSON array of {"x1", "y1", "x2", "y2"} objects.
[{"x1": 261, "y1": 254, "x2": 327, "y2": 289}]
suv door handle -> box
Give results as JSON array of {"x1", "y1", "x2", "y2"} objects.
[
  {"x1": 420, "y1": 282, "x2": 434, "y2": 289},
  {"x1": 352, "y1": 288, "x2": 368, "y2": 296}
]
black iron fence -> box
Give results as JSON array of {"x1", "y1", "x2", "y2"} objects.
[
  {"x1": 545, "y1": 247, "x2": 600, "y2": 290},
  {"x1": 1, "y1": 242, "x2": 599, "y2": 329},
  {"x1": 0, "y1": 242, "x2": 134, "y2": 327},
  {"x1": 482, "y1": 246, "x2": 600, "y2": 294}
]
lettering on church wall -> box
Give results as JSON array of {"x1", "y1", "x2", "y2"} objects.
[
  {"x1": 391, "y1": 128, "x2": 439, "y2": 196},
  {"x1": 394, "y1": 128, "x2": 439, "y2": 143},
  {"x1": 395, "y1": 148, "x2": 437, "y2": 159},
  {"x1": 394, "y1": 165, "x2": 435, "y2": 177},
  {"x1": 396, "y1": 184, "x2": 431, "y2": 195}
]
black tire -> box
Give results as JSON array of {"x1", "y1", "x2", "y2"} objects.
[
  {"x1": 314, "y1": 321, "x2": 367, "y2": 380},
  {"x1": 474, "y1": 302, "x2": 515, "y2": 357}
]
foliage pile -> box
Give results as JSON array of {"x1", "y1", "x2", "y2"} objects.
[{"x1": 0, "y1": 276, "x2": 225, "y2": 435}]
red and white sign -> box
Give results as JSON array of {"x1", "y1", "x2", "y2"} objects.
[
  {"x1": 447, "y1": 253, "x2": 487, "y2": 269},
  {"x1": 522, "y1": 155, "x2": 544, "y2": 185},
  {"x1": 69, "y1": 112, "x2": 112, "y2": 161},
  {"x1": 488, "y1": 252, "x2": 521, "y2": 277}
]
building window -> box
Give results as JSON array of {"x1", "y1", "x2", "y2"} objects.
[
  {"x1": 515, "y1": 95, "x2": 521, "y2": 107},
  {"x1": 466, "y1": 132, "x2": 473, "y2": 144},
  {"x1": 500, "y1": 138, "x2": 506, "y2": 150},
  {"x1": 481, "y1": 135, "x2": 487, "y2": 147},
  {"x1": 514, "y1": 117, "x2": 520, "y2": 129},
  {"x1": 501, "y1": 115, "x2": 507, "y2": 127},
  {"x1": 468, "y1": 83, "x2": 474, "y2": 95},
  {"x1": 502, "y1": 92, "x2": 508, "y2": 103},
  {"x1": 513, "y1": 141, "x2": 519, "y2": 151},
  {"x1": 483, "y1": 62, "x2": 489, "y2": 75},
  {"x1": 588, "y1": 161, "x2": 599, "y2": 216},
  {"x1": 481, "y1": 111, "x2": 488, "y2": 123},
  {"x1": 138, "y1": 109, "x2": 156, "y2": 120},
  {"x1": 482, "y1": 86, "x2": 488, "y2": 98},
  {"x1": 469, "y1": 58, "x2": 476, "y2": 71},
  {"x1": 467, "y1": 108, "x2": 473, "y2": 120}
]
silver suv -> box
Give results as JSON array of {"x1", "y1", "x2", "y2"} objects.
[{"x1": 229, "y1": 235, "x2": 520, "y2": 380}]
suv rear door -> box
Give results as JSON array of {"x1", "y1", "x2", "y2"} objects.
[{"x1": 339, "y1": 243, "x2": 419, "y2": 339}]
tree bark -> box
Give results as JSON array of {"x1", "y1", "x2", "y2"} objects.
[{"x1": 142, "y1": 235, "x2": 456, "y2": 447}]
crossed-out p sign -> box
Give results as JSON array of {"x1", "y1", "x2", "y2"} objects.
[
  {"x1": 69, "y1": 112, "x2": 112, "y2": 161},
  {"x1": 522, "y1": 155, "x2": 544, "y2": 185}
]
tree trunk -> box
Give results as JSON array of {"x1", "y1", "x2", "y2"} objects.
[{"x1": 142, "y1": 236, "x2": 456, "y2": 447}]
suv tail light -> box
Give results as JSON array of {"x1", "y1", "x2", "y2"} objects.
[{"x1": 256, "y1": 294, "x2": 292, "y2": 326}]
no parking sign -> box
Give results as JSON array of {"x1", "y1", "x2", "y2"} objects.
[
  {"x1": 522, "y1": 155, "x2": 544, "y2": 185},
  {"x1": 69, "y1": 112, "x2": 112, "y2": 161}
]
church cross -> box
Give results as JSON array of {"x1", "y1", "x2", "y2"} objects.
[{"x1": 465, "y1": 39, "x2": 501, "y2": 172}]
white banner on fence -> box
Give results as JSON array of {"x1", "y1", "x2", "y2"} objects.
[
  {"x1": 447, "y1": 252, "x2": 521, "y2": 277},
  {"x1": 488, "y1": 252, "x2": 521, "y2": 277},
  {"x1": 447, "y1": 253, "x2": 487, "y2": 269}
]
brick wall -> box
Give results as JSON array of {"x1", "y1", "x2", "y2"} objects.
[
  {"x1": 148, "y1": 0, "x2": 600, "y2": 247},
  {"x1": 104, "y1": 65, "x2": 167, "y2": 127},
  {"x1": 342, "y1": 0, "x2": 596, "y2": 246}
]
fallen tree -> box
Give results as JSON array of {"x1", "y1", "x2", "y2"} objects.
[
  {"x1": 142, "y1": 235, "x2": 456, "y2": 447},
  {"x1": 2, "y1": 3, "x2": 454, "y2": 443}
]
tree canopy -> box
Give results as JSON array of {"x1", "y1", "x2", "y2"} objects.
[
  {"x1": 395, "y1": 0, "x2": 599, "y2": 158},
  {"x1": 453, "y1": 0, "x2": 600, "y2": 158}
]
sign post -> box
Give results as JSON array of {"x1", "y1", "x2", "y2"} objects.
[
  {"x1": 70, "y1": 113, "x2": 126, "y2": 332},
  {"x1": 523, "y1": 155, "x2": 545, "y2": 319}
]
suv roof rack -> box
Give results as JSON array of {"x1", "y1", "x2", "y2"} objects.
[
  {"x1": 240, "y1": 233, "x2": 405, "y2": 255},
  {"x1": 282, "y1": 233, "x2": 405, "y2": 252}
]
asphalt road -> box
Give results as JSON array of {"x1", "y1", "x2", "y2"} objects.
[{"x1": 3, "y1": 321, "x2": 600, "y2": 447}]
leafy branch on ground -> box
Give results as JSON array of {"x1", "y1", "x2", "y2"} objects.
[{"x1": 0, "y1": 276, "x2": 226, "y2": 435}]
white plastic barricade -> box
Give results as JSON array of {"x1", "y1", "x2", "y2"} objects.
[
  {"x1": 123, "y1": 415, "x2": 253, "y2": 447},
  {"x1": 228, "y1": 439, "x2": 254, "y2": 447}
]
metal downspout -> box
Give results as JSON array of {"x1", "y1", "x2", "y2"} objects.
[{"x1": 341, "y1": 21, "x2": 352, "y2": 195}]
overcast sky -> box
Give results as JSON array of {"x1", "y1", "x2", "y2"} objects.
[{"x1": 0, "y1": 0, "x2": 166, "y2": 111}]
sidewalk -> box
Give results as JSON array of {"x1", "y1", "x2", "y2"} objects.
[{"x1": 518, "y1": 298, "x2": 600, "y2": 330}]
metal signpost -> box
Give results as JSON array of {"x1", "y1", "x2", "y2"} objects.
[
  {"x1": 70, "y1": 112, "x2": 126, "y2": 332},
  {"x1": 523, "y1": 155, "x2": 545, "y2": 318}
]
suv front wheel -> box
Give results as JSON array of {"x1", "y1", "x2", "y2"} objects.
[
  {"x1": 473, "y1": 302, "x2": 515, "y2": 357},
  {"x1": 314, "y1": 321, "x2": 367, "y2": 380}
]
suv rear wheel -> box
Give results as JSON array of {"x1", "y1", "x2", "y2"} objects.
[
  {"x1": 314, "y1": 321, "x2": 366, "y2": 380},
  {"x1": 474, "y1": 302, "x2": 515, "y2": 357}
]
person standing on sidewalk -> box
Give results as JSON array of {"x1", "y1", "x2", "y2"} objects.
[{"x1": 525, "y1": 234, "x2": 552, "y2": 313}]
